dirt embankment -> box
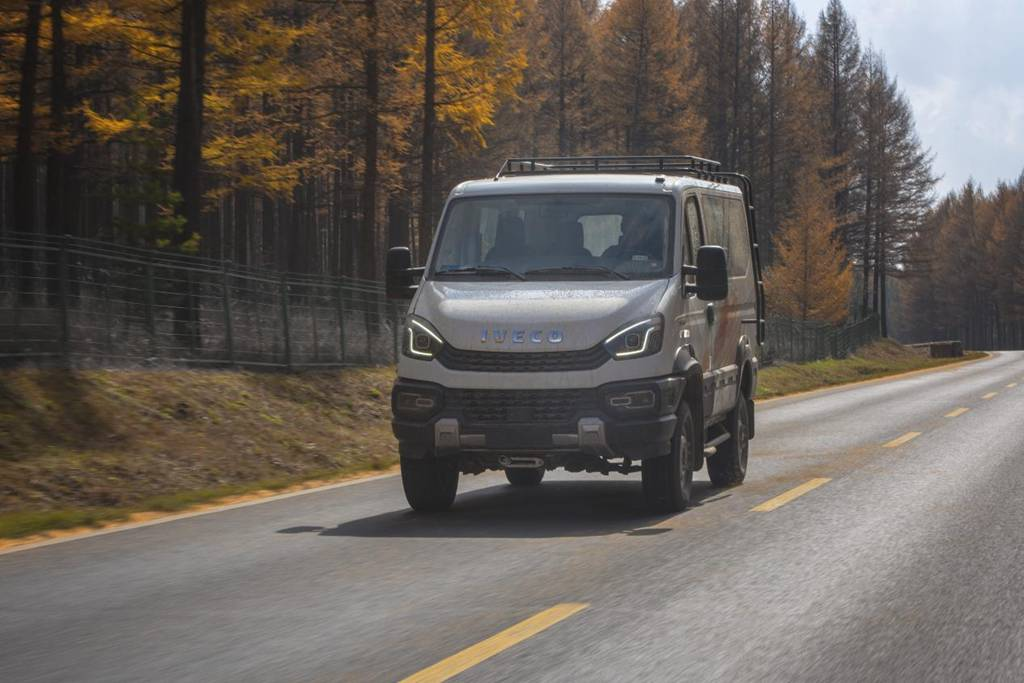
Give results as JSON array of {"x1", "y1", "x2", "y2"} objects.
[{"x1": 0, "y1": 366, "x2": 398, "y2": 532}]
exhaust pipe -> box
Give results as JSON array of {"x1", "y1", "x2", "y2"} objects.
[{"x1": 499, "y1": 455, "x2": 545, "y2": 469}]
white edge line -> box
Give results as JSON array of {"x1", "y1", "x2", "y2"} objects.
[{"x1": 0, "y1": 472, "x2": 400, "y2": 556}]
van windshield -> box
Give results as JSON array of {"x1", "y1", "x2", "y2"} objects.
[{"x1": 429, "y1": 194, "x2": 674, "y2": 281}]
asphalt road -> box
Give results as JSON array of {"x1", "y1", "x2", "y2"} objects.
[{"x1": 2, "y1": 352, "x2": 1024, "y2": 682}]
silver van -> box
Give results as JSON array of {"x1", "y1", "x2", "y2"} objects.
[{"x1": 387, "y1": 156, "x2": 766, "y2": 513}]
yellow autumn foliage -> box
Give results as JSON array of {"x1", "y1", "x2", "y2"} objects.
[{"x1": 766, "y1": 169, "x2": 853, "y2": 324}]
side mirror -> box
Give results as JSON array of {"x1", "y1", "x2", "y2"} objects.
[
  {"x1": 386, "y1": 246, "x2": 422, "y2": 300},
  {"x1": 684, "y1": 245, "x2": 729, "y2": 301}
]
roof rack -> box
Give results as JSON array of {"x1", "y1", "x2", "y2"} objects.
[{"x1": 495, "y1": 155, "x2": 722, "y2": 179}]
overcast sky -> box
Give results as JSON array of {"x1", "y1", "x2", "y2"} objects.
[{"x1": 794, "y1": 0, "x2": 1024, "y2": 197}]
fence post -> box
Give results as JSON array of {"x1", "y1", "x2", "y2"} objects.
[
  {"x1": 280, "y1": 273, "x2": 292, "y2": 370},
  {"x1": 222, "y1": 261, "x2": 235, "y2": 366},
  {"x1": 335, "y1": 281, "x2": 347, "y2": 364},
  {"x1": 144, "y1": 255, "x2": 156, "y2": 356},
  {"x1": 311, "y1": 286, "x2": 320, "y2": 363},
  {"x1": 392, "y1": 301, "x2": 401, "y2": 363},
  {"x1": 103, "y1": 274, "x2": 113, "y2": 358},
  {"x1": 58, "y1": 235, "x2": 70, "y2": 365},
  {"x1": 364, "y1": 294, "x2": 373, "y2": 364}
]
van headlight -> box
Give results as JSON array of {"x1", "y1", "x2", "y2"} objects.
[
  {"x1": 604, "y1": 315, "x2": 663, "y2": 360},
  {"x1": 403, "y1": 316, "x2": 445, "y2": 360}
]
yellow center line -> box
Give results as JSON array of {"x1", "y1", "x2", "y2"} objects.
[
  {"x1": 399, "y1": 603, "x2": 588, "y2": 683},
  {"x1": 982, "y1": 392, "x2": 998, "y2": 400},
  {"x1": 751, "y1": 478, "x2": 831, "y2": 512},
  {"x1": 884, "y1": 431, "x2": 923, "y2": 448},
  {"x1": 945, "y1": 407, "x2": 969, "y2": 418},
  {"x1": 1007, "y1": 383, "x2": 1018, "y2": 388}
]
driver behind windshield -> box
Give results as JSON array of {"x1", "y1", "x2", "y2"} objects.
[
  {"x1": 483, "y1": 212, "x2": 532, "y2": 269},
  {"x1": 601, "y1": 207, "x2": 665, "y2": 266}
]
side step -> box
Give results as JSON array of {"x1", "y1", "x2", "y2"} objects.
[{"x1": 703, "y1": 429, "x2": 730, "y2": 457}]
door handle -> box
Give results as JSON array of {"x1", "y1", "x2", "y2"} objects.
[{"x1": 706, "y1": 304, "x2": 716, "y2": 325}]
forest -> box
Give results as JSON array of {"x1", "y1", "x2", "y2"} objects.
[{"x1": 0, "y1": 0, "x2": 1021, "y2": 341}]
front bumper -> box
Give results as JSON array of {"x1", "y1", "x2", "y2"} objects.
[{"x1": 392, "y1": 377, "x2": 682, "y2": 461}]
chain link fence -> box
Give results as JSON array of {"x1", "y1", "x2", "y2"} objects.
[
  {"x1": 0, "y1": 233, "x2": 405, "y2": 368},
  {"x1": 765, "y1": 315, "x2": 881, "y2": 364}
]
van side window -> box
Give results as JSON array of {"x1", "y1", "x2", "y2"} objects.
[
  {"x1": 724, "y1": 198, "x2": 751, "y2": 277},
  {"x1": 703, "y1": 195, "x2": 751, "y2": 278},
  {"x1": 702, "y1": 195, "x2": 726, "y2": 250},
  {"x1": 683, "y1": 196, "x2": 700, "y2": 264},
  {"x1": 683, "y1": 196, "x2": 701, "y2": 289}
]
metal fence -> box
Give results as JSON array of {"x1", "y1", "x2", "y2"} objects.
[
  {"x1": 0, "y1": 233, "x2": 405, "y2": 368},
  {"x1": 1, "y1": 232, "x2": 889, "y2": 369},
  {"x1": 765, "y1": 315, "x2": 881, "y2": 363}
]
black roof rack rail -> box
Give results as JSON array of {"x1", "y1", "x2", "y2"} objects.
[{"x1": 495, "y1": 155, "x2": 722, "y2": 179}]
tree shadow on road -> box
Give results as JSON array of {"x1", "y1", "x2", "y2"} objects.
[{"x1": 278, "y1": 479, "x2": 727, "y2": 540}]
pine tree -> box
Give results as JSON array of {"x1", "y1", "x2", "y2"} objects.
[
  {"x1": 521, "y1": 0, "x2": 595, "y2": 156},
  {"x1": 766, "y1": 168, "x2": 852, "y2": 324},
  {"x1": 812, "y1": 0, "x2": 862, "y2": 228},
  {"x1": 855, "y1": 50, "x2": 935, "y2": 332},
  {"x1": 593, "y1": 0, "x2": 705, "y2": 155},
  {"x1": 410, "y1": 0, "x2": 525, "y2": 259},
  {"x1": 760, "y1": 0, "x2": 823, "y2": 254}
]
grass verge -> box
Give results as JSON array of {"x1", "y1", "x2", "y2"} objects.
[
  {"x1": 1, "y1": 365, "x2": 398, "y2": 539},
  {"x1": 756, "y1": 339, "x2": 986, "y2": 400}
]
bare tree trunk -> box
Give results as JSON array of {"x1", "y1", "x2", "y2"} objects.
[
  {"x1": 46, "y1": 0, "x2": 72, "y2": 302},
  {"x1": 14, "y1": 0, "x2": 42, "y2": 237},
  {"x1": 14, "y1": 0, "x2": 43, "y2": 301},
  {"x1": 418, "y1": 0, "x2": 437, "y2": 262},
  {"x1": 860, "y1": 176, "x2": 872, "y2": 317},
  {"x1": 360, "y1": 0, "x2": 379, "y2": 280},
  {"x1": 172, "y1": 0, "x2": 208, "y2": 243},
  {"x1": 171, "y1": 0, "x2": 208, "y2": 353}
]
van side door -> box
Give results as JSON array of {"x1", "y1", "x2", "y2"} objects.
[
  {"x1": 701, "y1": 193, "x2": 742, "y2": 418},
  {"x1": 676, "y1": 194, "x2": 712, "y2": 403}
]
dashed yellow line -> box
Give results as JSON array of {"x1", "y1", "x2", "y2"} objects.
[
  {"x1": 884, "y1": 431, "x2": 922, "y2": 448},
  {"x1": 751, "y1": 478, "x2": 831, "y2": 512},
  {"x1": 399, "y1": 603, "x2": 588, "y2": 683},
  {"x1": 982, "y1": 392, "x2": 998, "y2": 400},
  {"x1": 945, "y1": 407, "x2": 969, "y2": 418}
]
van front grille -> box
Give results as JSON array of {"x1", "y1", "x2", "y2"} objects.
[
  {"x1": 437, "y1": 344, "x2": 609, "y2": 373},
  {"x1": 447, "y1": 389, "x2": 596, "y2": 424}
]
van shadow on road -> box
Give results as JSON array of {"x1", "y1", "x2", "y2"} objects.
[{"x1": 278, "y1": 479, "x2": 727, "y2": 540}]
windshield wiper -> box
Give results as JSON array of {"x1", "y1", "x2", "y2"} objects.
[
  {"x1": 524, "y1": 265, "x2": 629, "y2": 280},
  {"x1": 435, "y1": 265, "x2": 526, "y2": 281}
]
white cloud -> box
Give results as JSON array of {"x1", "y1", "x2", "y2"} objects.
[{"x1": 794, "y1": 0, "x2": 1024, "y2": 196}]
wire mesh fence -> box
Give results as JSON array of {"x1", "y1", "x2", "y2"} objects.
[
  {"x1": 765, "y1": 315, "x2": 881, "y2": 364},
  {"x1": 2, "y1": 232, "x2": 891, "y2": 369},
  {"x1": 0, "y1": 233, "x2": 405, "y2": 368}
]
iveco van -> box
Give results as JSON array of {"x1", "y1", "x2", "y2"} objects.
[{"x1": 387, "y1": 156, "x2": 766, "y2": 513}]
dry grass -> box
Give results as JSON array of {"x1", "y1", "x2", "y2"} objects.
[
  {"x1": 757, "y1": 339, "x2": 985, "y2": 399},
  {"x1": 0, "y1": 365, "x2": 398, "y2": 537}
]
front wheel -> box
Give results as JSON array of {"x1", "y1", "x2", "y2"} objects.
[
  {"x1": 708, "y1": 399, "x2": 749, "y2": 487},
  {"x1": 642, "y1": 401, "x2": 696, "y2": 513},
  {"x1": 401, "y1": 455, "x2": 459, "y2": 512},
  {"x1": 505, "y1": 467, "x2": 545, "y2": 487}
]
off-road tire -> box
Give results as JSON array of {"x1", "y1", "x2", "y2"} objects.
[
  {"x1": 401, "y1": 455, "x2": 459, "y2": 512},
  {"x1": 708, "y1": 399, "x2": 750, "y2": 487},
  {"x1": 505, "y1": 467, "x2": 545, "y2": 487},
  {"x1": 642, "y1": 401, "x2": 696, "y2": 513}
]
